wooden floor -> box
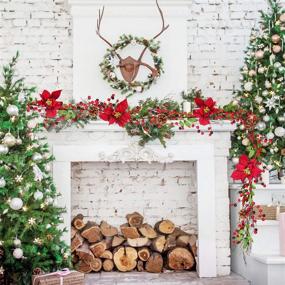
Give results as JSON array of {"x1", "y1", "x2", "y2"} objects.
[{"x1": 85, "y1": 272, "x2": 250, "y2": 285}]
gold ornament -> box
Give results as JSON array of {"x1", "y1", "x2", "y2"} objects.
[
  {"x1": 271, "y1": 34, "x2": 281, "y2": 43},
  {"x1": 280, "y1": 13, "x2": 285, "y2": 22},
  {"x1": 255, "y1": 50, "x2": 264, "y2": 59},
  {"x1": 272, "y1": 45, "x2": 282, "y2": 54}
]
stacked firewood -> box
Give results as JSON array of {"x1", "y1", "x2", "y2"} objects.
[{"x1": 71, "y1": 212, "x2": 197, "y2": 273}]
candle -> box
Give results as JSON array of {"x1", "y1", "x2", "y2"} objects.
[{"x1": 183, "y1": 101, "x2": 191, "y2": 113}]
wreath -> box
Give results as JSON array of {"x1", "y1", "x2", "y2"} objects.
[{"x1": 99, "y1": 34, "x2": 164, "y2": 97}]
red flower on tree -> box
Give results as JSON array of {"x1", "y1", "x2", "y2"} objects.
[
  {"x1": 193, "y1": 97, "x2": 217, "y2": 125},
  {"x1": 99, "y1": 99, "x2": 130, "y2": 127},
  {"x1": 38, "y1": 90, "x2": 63, "y2": 118},
  {"x1": 231, "y1": 155, "x2": 262, "y2": 182}
]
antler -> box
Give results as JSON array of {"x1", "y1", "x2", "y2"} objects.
[
  {"x1": 138, "y1": 0, "x2": 169, "y2": 61},
  {"x1": 96, "y1": 7, "x2": 122, "y2": 60}
]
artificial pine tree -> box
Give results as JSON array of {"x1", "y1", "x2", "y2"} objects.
[
  {"x1": 0, "y1": 55, "x2": 70, "y2": 284},
  {"x1": 231, "y1": 0, "x2": 285, "y2": 176}
]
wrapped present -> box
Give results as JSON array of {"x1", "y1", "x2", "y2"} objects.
[{"x1": 32, "y1": 269, "x2": 84, "y2": 285}]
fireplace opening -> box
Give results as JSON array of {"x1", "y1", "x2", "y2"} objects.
[{"x1": 71, "y1": 161, "x2": 198, "y2": 273}]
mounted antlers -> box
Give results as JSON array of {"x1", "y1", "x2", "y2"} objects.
[{"x1": 96, "y1": 0, "x2": 169, "y2": 84}]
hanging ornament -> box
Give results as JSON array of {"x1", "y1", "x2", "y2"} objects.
[
  {"x1": 272, "y1": 34, "x2": 281, "y2": 43},
  {"x1": 273, "y1": 45, "x2": 282, "y2": 53},
  {"x1": 32, "y1": 153, "x2": 42, "y2": 162},
  {"x1": 2, "y1": 133, "x2": 16, "y2": 147},
  {"x1": 266, "y1": 132, "x2": 275, "y2": 140},
  {"x1": 9, "y1": 198, "x2": 23, "y2": 211},
  {"x1": 0, "y1": 145, "x2": 8, "y2": 155},
  {"x1": 16, "y1": 138, "x2": 22, "y2": 145},
  {"x1": 13, "y1": 238, "x2": 21, "y2": 247},
  {"x1": 45, "y1": 164, "x2": 51, "y2": 172},
  {"x1": 0, "y1": 178, "x2": 6, "y2": 188},
  {"x1": 6, "y1": 105, "x2": 19, "y2": 117},
  {"x1": 248, "y1": 70, "x2": 256, "y2": 77},
  {"x1": 27, "y1": 120, "x2": 37, "y2": 129},
  {"x1": 265, "y1": 96, "x2": 278, "y2": 110},
  {"x1": 239, "y1": 124, "x2": 245, "y2": 130},
  {"x1": 33, "y1": 191, "x2": 43, "y2": 200},
  {"x1": 263, "y1": 115, "x2": 270, "y2": 122},
  {"x1": 280, "y1": 13, "x2": 285, "y2": 22},
  {"x1": 232, "y1": 157, "x2": 239, "y2": 165},
  {"x1": 255, "y1": 96, "x2": 263, "y2": 104},
  {"x1": 275, "y1": 127, "x2": 285, "y2": 137},
  {"x1": 244, "y1": 82, "x2": 253, "y2": 91},
  {"x1": 242, "y1": 138, "x2": 250, "y2": 146},
  {"x1": 13, "y1": 248, "x2": 23, "y2": 259},
  {"x1": 33, "y1": 165, "x2": 43, "y2": 182},
  {"x1": 45, "y1": 197, "x2": 53, "y2": 205},
  {"x1": 278, "y1": 116, "x2": 285, "y2": 122},
  {"x1": 262, "y1": 90, "x2": 268, "y2": 96},
  {"x1": 265, "y1": 81, "x2": 272, "y2": 89},
  {"x1": 274, "y1": 62, "x2": 282, "y2": 68},
  {"x1": 255, "y1": 50, "x2": 264, "y2": 59},
  {"x1": 258, "y1": 67, "x2": 265, "y2": 74},
  {"x1": 259, "y1": 106, "x2": 266, "y2": 113},
  {"x1": 256, "y1": 121, "x2": 266, "y2": 131}
]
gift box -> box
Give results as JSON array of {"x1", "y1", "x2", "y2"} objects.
[{"x1": 32, "y1": 269, "x2": 84, "y2": 285}]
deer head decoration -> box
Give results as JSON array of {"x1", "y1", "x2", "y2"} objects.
[{"x1": 96, "y1": 0, "x2": 169, "y2": 85}]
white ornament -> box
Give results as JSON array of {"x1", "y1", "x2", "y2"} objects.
[
  {"x1": 242, "y1": 138, "x2": 250, "y2": 146},
  {"x1": 265, "y1": 96, "x2": 278, "y2": 110},
  {"x1": 263, "y1": 115, "x2": 270, "y2": 122},
  {"x1": 10, "y1": 198, "x2": 23, "y2": 211},
  {"x1": 256, "y1": 121, "x2": 266, "y2": 131},
  {"x1": 259, "y1": 106, "x2": 266, "y2": 113},
  {"x1": 45, "y1": 164, "x2": 51, "y2": 172},
  {"x1": 266, "y1": 132, "x2": 274, "y2": 140},
  {"x1": 2, "y1": 133, "x2": 16, "y2": 147},
  {"x1": 33, "y1": 191, "x2": 43, "y2": 200},
  {"x1": 32, "y1": 153, "x2": 42, "y2": 162},
  {"x1": 27, "y1": 120, "x2": 37, "y2": 129},
  {"x1": 13, "y1": 238, "x2": 21, "y2": 247},
  {"x1": 274, "y1": 62, "x2": 282, "y2": 68},
  {"x1": 255, "y1": 50, "x2": 264, "y2": 59},
  {"x1": 6, "y1": 105, "x2": 19, "y2": 116},
  {"x1": 258, "y1": 67, "x2": 265, "y2": 74},
  {"x1": 262, "y1": 90, "x2": 268, "y2": 96},
  {"x1": 45, "y1": 197, "x2": 53, "y2": 205},
  {"x1": 0, "y1": 145, "x2": 9, "y2": 155},
  {"x1": 274, "y1": 127, "x2": 285, "y2": 137},
  {"x1": 16, "y1": 138, "x2": 22, "y2": 145},
  {"x1": 265, "y1": 81, "x2": 272, "y2": 89},
  {"x1": 278, "y1": 116, "x2": 285, "y2": 122},
  {"x1": 13, "y1": 248, "x2": 23, "y2": 259},
  {"x1": 232, "y1": 157, "x2": 239, "y2": 165},
  {"x1": 33, "y1": 165, "x2": 43, "y2": 181},
  {"x1": 46, "y1": 224, "x2": 51, "y2": 229},
  {"x1": 239, "y1": 124, "x2": 245, "y2": 130},
  {"x1": 244, "y1": 82, "x2": 253, "y2": 92},
  {"x1": 0, "y1": 178, "x2": 6, "y2": 188},
  {"x1": 232, "y1": 99, "x2": 239, "y2": 106},
  {"x1": 255, "y1": 96, "x2": 263, "y2": 104}
]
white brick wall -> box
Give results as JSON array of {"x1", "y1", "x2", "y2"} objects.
[{"x1": 71, "y1": 161, "x2": 198, "y2": 234}]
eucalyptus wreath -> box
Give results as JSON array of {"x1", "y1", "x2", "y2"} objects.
[{"x1": 99, "y1": 34, "x2": 164, "y2": 97}]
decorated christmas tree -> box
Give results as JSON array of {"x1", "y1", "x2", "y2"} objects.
[
  {"x1": 231, "y1": 0, "x2": 285, "y2": 176},
  {"x1": 0, "y1": 54, "x2": 70, "y2": 284},
  {"x1": 230, "y1": 0, "x2": 285, "y2": 249}
]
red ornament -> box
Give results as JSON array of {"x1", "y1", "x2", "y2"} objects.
[
  {"x1": 193, "y1": 97, "x2": 217, "y2": 125},
  {"x1": 37, "y1": 90, "x2": 63, "y2": 118}
]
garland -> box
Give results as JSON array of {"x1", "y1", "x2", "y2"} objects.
[
  {"x1": 30, "y1": 90, "x2": 267, "y2": 251},
  {"x1": 100, "y1": 34, "x2": 164, "y2": 96}
]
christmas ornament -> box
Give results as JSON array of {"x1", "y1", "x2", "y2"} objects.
[
  {"x1": 258, "y1": 67, "x2": 265, "y2": 74},
  {"x1": 15, "y1": 175, "x2": 23, "y2": 183},
  {"x1": 272, "y1": 34, "x2": 281, "y2": 43},
  {"x1": 274, "y1": 62, "x2": 282, "y2": 68},
  {"x1": 45, "y1": 197, "x2": 53, "y2": 205},
  {"x1": 265, "y1": 96, "x2": 278, "y2": 110},
  {"x1": 256, "y1": 121, "x2": 266, "y2": 131},
  {"x1": 280, "y1": 13, "x2": 285, "y2": 22},
  {"x1": 275, "y1": 127, "x2": 285, "y2": 137},
  {"x1": 242, "y1": 138, "x2": 250, "y2": 146},
  {"x1": 266, "y1": 132, "x2": 274, "y2": 140},
  {"x1": 34, "y1": 191, "x2": 43, "y2": 200},
  {"x1": 239, "y1": 124, "x2": 245, "y2": 130},
  {"x1": 27, "y1": 119, "x2": 37, "y2": 129},
  {"x1": 33, "y1": 165, "x2": 43, "y2": 181},
  {"x1": 259, "y1": 106, "x2": 266, "y2": 113},
  {"x1": 255, "y1": 50, "x2": 264, "y2": 59},
  {"x1": 278, "y1": 116, "x2": 285, "y2": 122},
  {"x1": 16, "y1": 138, "x2": 22, "y2": 145},
  {"x1": 45, "y1": 164, "x2": 51, "y2": 172},
  {"x1": 244, "y1": 82, "x2": 253, "y2": 92},
  {"x1": 272, "y1": 45, "x2": 282, "y2": 53},
  {"x1": 262, "y1": 90, "x2": 268, "y2": 96},
  {"x1": 6, "y1": 105, "x2": 19, "y2": 116},
  {"x1": 28, "y1": 218, "x2": 36, "y2": 225},
  {"x1": 32, "y1": 153, "x2": 42, "y2": 162},
  {"x1": 255, "y1": 96, "x2": 263, "y2": 104},
  {"x1": 248, "y1": 70, "x2": 256, "y2": 77},
  {"x1": 232, "y1": 157, "x2": 239, "y2": 165},
  {"x1": 13, "y1": 238, "x2": 21, "y2": 247},
  {"x1": 13, "y1": 248, "x2": 23, "y2": 259},
  {"x1": 265, "y1": 81, "x2": 272, "y2": 89},
  {"x1": 0, "y1": 145, "x2": 8, "y2": 155},
  {"x1": 0, "y1": 178, "x2": 6, "y2": 188},
  {"x1": 9, "y1": 198, "x2": 23, "y2": 210},
  {"x1": 2, "y1": 133, "x2": 16, "y2": 147},
  {"x1": 263, "y1": 115, "x2": 270, "y2": 122}
]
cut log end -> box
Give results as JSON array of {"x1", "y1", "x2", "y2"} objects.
[
  {"x1": 113, "y1": 246, "x2": 138, "y2": 272},
  {"x1": 167, "y1": 247, "x2": 195, "y2": 271},
  {"x1": 126, "y1": 212, "x2": 144, "y2": 228},
  {"x1": 145, "y1": 253, "x2": 163, "y2": 273}
]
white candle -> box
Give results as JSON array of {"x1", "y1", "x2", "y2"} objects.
[{"x1": 183, "y1": 101, "x2": 191, "y2": 113}]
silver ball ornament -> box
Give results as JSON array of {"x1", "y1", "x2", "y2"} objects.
[
  {"x1": 255, "y1": 96, "x2": 263, "y2": 104},
  {"x1": 242, "y1": 138, "x2": 250, "y2": 146},
  {"x1": 10, "y1": 198, "x2": 23, "y2": 210},
  {"x1": 0, "y1": 145, "x2": 8, "y2": 155},
  {"x1": 244, "y1": 82, "x2": 253, "y2": 92},
  {"x1": 34, "y1": 191, "x2": 43, "y2": 200},
  {"x1": 259, "y1": 106, "x2": 266, "y2": 114},
  {"x1": 16, "y1": 139, "x2": 22, "y2": 145},
  {"x1": 232, "y1": 157, "x2": 239, "y2": 165},
  {"x1": 255, "y1": 50, "x2": 264, "y2": 59},
  {"x1": 258, "y1": 67, "x2": 265, "y2": 74},
  {"x1": 0, "y1": 178, "x2": 6, "y2": 188},
  {"x1": 278, "y1": 116, "x2": 285, "y2": 123},
  {"x1": 45, "y1": 197, "x2": 53, "y2": 205},
  {"x1": 13, "y1": 248, "x2": 23, "y2": 259},
  {"x1": 2, "y1": 133, "x2": 17, "y2": 147},
  {"x1": 32, "y1": 153, "x2": 42, "y2": 162},
  {"x1": 256, "y1": 121, "x2": 267, "y2": 131},
  {"x1": 263, "y1": 115, "x2": 270, "y2": 122},
  {"x1": 6, "y1": 105, "x2": 19, "y2": 116},
  {"x1": 266, "y1": 132, "x2": 275, "y2": 140},
  {"x1": 274, "y1": 127, "x2": 285, "y2": 137},
  {"x1": 13, "y1": 238, "x2": 21, "y2": 247}
]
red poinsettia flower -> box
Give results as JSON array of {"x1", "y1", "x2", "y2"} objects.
[
  {"x1": 99, "y1": 99, "x2": 130, "y2": 127},
  {"x1": 38, "y1": 90, "x2": 63, "y2": 118},
  {"x1": 193, "y1": 97, "x2": 217, "y2": 125},
  {"x1": 231, "y1": 155, "x2": 262, "y2": 182}
]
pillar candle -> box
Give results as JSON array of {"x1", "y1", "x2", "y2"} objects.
[{"x1": 183, "y1": 101, "x2": 191, "y2": 113}]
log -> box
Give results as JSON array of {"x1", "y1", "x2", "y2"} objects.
[
  {"x1": 176, "y1": 235, "x2": 191, "y2": 248},
  {"x1": 72, "y1": 214, "x2": 85, "y2": 230},
  {"x1": 137, "y1": 260, "x2": 144, "y2": 272},
  {"x1": 76, "y1": 242, "x2": 95, "y2": 263},
  {"x1": 103, "y1": 259, "x2": 114, "y2": 272},
  {"x1": 167, "y1": 247, "x2": 195, "y2": 270},
  {"x1": 137, "y1": 247, "x2": 151, "y2": 262},
  {"x1": 155, "y1": 220, "x2": 175, "y2": 234},
  {"x1": 100, "y1": 221, "x2": 118, "y2": 237},
  {"x1": 71, "y1": 226, "x2": 77, "y2": 239},
  {"x1": 105, "y1": 236, "x2": 113, "y2": 249},
  {"x1": 89, "y1": 258, "x2": 102, "y2": 272},
  {"x1": 71, "y1": 254, "x2": 79, "y2": 264},
  {"x1": 71, "y1": 233, "x2": 84, "y2": 253},
  {"x1": 77, "y1": 261, "x2": 92, "y2": 273},
  {"x1": 127, "y1": 237, "x2": 150, "y2": 247},
  {"x1": 151, "y1": 235, "x2": 166, "y2": 253},
  {"x1": 90, "y1": 241, "x2": 107, "y2": 258},
  {"x1": 112, "y1": 235, "x2": 125, "y2": 247},
  {"x1": 113, "y1": 246, "x2": 138, "y2": 272},
  {"x1": 81, "y1": 221, "x2": 102, "y2": 243},
  {"x1": 139, "y1": 223, "x2": 157, "y2": 239},
  {"x1": 188, "y1": 235, "x2": 197, "y2": 256},
  {"x1": 164, "y1": 234, "x2": 176, "y2": 251},
  {"x1": 100, "y1": 250, "x2": 113, "y2": 259},
  {"x1": 171, "y1": 227, "x2": 188, "y2": 238},
  {"x1": 120, "y1": 224, "x2": 140, "y2": 239},
  {"x1": 126, "y1": 212, "x2": 144, "y2": 228},
  {"x1": 145, "y1": 253, "x2": 163, "y2": 273}
]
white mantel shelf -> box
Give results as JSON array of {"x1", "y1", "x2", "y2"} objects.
[{"x1": 68, "y1": 0, "x2": 191, "y2": 6}]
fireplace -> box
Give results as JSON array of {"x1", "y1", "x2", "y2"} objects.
[{"x1": 46, "y1": 121, "x2": 234, "y2": 277}]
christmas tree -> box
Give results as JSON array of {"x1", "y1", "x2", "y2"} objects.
[
  {"x1": 0, "y1": 54, "x2": 70, "y2": 284},
  {"x1": 231, "y1": 0, "x2": 285, "y2": 176}
]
